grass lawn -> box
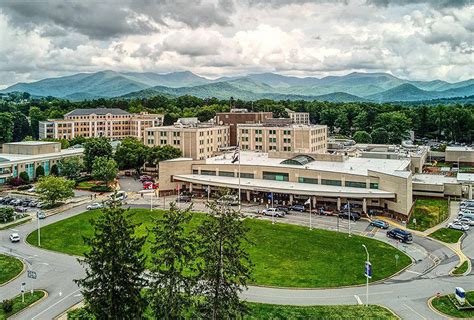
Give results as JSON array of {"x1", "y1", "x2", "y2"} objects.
[
  {"x1": 408, "y1": 199, "x2": 449, "y2": 231},
  {"x1": 429, "y1": 228, "x2": 464, "y2": 243},
  {"x1": 76, "y1": 180, "x2": 97, "y2": 189},
  {"x1": 27, "y1": 208, "x2": 411, "y2": 288},
  {"x1": 245, "y1": 303, "x2": 398, "y2": 319},
  {"x1": 453, "y1": 261, "x2": 469, "y2": 275},
  {"x1": 0, "y1": 254, "x2": 23, "y2": 285},
  {"x1": 431, "y1": 291, "x2": 474, "y2": 318},
  {"x1": 0, "y1": 291, "x2": 45, "y2": 319}
]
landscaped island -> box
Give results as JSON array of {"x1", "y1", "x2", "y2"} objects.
[
  {"x1": 27, "y1": 208, "x2": 411, "y2": 288},
  {"x1": 0, "y1": 254, "x2": 23, "y2": 285},
  {"x1": 431, "y1": 291, "x2": 474, "y2": 318}
]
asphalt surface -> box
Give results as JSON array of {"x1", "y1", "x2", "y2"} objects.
[{"x1": 0, "y1": 198, "x2": 472, "y2": 319}]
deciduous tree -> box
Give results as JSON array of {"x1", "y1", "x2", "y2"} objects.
[
  {"x1": 92, "y1": 157, "x2": 118, "y2": 187},
  {"x1": 36, "y1": 176, "x2": 75, "y2": 207},
  {"x1": 83, "y1": 138, "x2": 113, "y2": 172},
  {"x1": 58, "y1": 157, "x2": 84, "y2": 180}
]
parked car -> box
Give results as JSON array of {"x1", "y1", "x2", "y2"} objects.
[
  {"x1": 448, "y1": 222, "x2": 470, "y2": 231},
  {"x1": 10, "y1": 199, "x2": 22, "y2": 206},
  {"x1": 14, "y1": 207, "x2": 28, "y2": 213},
  {"x1": 28, "y1": 201, "x2": 38, "y2": 207},
  {"x1": 316, "y1": 207, "x2": 335, "y2": 216},
  {"x1": 110, "y1": 191, "x2": 128, "y2": 201},
  {"x1": 454, "y1": 217, "x2": 474, "y2": 226},
  {"x1": 27, "y1": 186, "x2": 36, "y2": 192},
  {"x1": 37, "y1": 211, "x2": 46, "y2": 219},
  {"x1": 370, "y1": 219, "x2": 389, "y2": 229},
  {"x1": 143, "y1": 181, "x2": 158, "y2": 190},
  {"x1": 36, "y1": 202, "x2": 46, "y2": 208},
  {"x1": 276, "y1": 205, "x2": 290, "y2": 213},
  {"x1": 262, "y1": 208, "x2": 286, "y2": 217},
  {"x1": 338, "y1": 211, "x2": 361, "y2": 221},
  {"x1": 176, "y1": 195, "x2": 192, "y2": 203},
  {"x1": 387, "y1": 228, "x2": 413, "y2": 243},
  {"x1": 86, "y1": 203, "x2": 103, "y2": 210},
  {"x1": 9, "y1": 233, "x2": 20, "y2": 243},
  {"x1": 139, "y1": 175, "x2": 153, "y2": 182},
  {"x1": 290, "y1": 204, "x2": 306, "y2": 212}
]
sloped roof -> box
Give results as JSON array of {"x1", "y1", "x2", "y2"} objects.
[{"x1": 65, "y1": 108, "x2": 130, "y2": 116}]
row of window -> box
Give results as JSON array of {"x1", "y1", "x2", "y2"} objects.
[{"x1": 192, "y1": 169, "x2": 255, "y2": 179}]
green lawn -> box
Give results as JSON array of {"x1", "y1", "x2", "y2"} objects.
[
  {"x1": 429, "y1": 228, "x2": 464, "y2": 243},
  {"x1": 408, "y1": 199, "x2": 449, "y2": 231},
  {"x1": 0, "y1": 254, "x2": 23, "y2": 285},
  {"x1": 27, "y1": 208, "x2": 411, "y2": 288},
  {"x1": 0, "y1": 291, "x2": 45, "y2": 319},
  {"x1": 68, "y1": 303, "x2": 398, "y2": 319},
  {"x1": 453, "y1": 261, "x2": 469, "y2": 275},
  {"x1": 245, "y1": 303, "x2": 398, "y2": 319},
  {"x1": 431, "y1": 291, "x2": 474, "y2": 318}
]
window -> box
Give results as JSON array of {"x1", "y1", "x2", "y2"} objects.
[
  {"x1": 219, "y1": 171, "x2": 234, "y2": 177},
  {"x1": 160, "y1": 139, "x2": 167, "y2": 145},
  {"x1": 269, "y1": 145, "x2": 277, "y2": 150},
  {"x1": 240, "y1": 172, "x2": 254, "y2": 179},
  {"x1": 173, "y1": 132, "x2": 180, "y2": 137},
  {"x1": 283, "y1": 130, "x2": 291, "y2": 135},
  {"x1": 321, "y1": 179, "x2": 342, "y2": 186},
  {"x1": 298, "y1": 177, "x2": 318, "y2": 184},
  {"x1": 201, "y1": 170, "x2": 216, "y2": 176},
  {"x1": 269, "y1": 130, "x2": 276, "y2": 134},
  {"x1": 160, "y1": 131, "x2": 167, "y2": 137},
  {"x1": 255, "y1": 137, "x2": 262, "y2": 142},
  {"x1": 263, "y1": 171, "x2": 289, "y2": 181},
  {"x1": 283, "y1": 146, "x2": 292, "y2": 151},
  {"x1": 370, "y1": 183, "x2": 379, "y2": 189},
  {"x1": 283, "y1": 138, "x2": 291, "y2": 143},
  {"x1": 192, "y1": 169, "x2": 199, "y2": 174},
  {"x1": 269, "y1": 137, "x2": 276, "y2": 143},
  {"x1": 346, "y1": 181, "x2": 367, "y2": 188}
]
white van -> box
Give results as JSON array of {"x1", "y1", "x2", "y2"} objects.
[{"x1": 110, "y1": 191, "x2": 127, "y2": 201}]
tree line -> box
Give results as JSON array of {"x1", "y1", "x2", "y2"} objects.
[
  {"x1": 72, "y1": 200, "x2": 252, "y2": 319},
  {"x1": 1, "y1": 92, "x2": 473, "y2": 144}
]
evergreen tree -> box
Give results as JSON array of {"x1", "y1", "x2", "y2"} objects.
[
  {"x1": 75, "y1": 203, "x2": 147, "y2": 320},
  {"x1": 149, "y1": 203, "x2": 198, "y2": 319},
  {"x1": 197, "y1": 202, "x2": 253, "y2": 319}
]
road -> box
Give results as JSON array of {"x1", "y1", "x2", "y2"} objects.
[{"x1": 0, "y1": 198, "x2": 472, "y2": 319}]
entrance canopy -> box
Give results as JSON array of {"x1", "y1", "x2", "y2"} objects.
[{"x1": 173, "y1": 174, "x2": 395, "y2": 199}]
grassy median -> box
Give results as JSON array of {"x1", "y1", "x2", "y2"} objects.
[
  {"x1": 431, "y1": 291, "x2": 474, "y2": 318},
  {"x1": 408, "y1": 199, "x2": 449, "y2": 231},
  {"x1": 0, "y1": 291, "x2": 45, "y2": 319},
  {"x1": 27, "y1": 208, "x2": 411, "y2": 288},
  {"x1": 453, "y1": 261, "x2": 469, "y2": 275},
  {"x1": 0, "y1": 254, "x2": 23, "y2": 285},
  {"x1": 429, "y1": 228, "x2": 464, "y2": 243}
]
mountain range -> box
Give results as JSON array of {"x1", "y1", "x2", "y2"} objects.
[{"x1": 1, "y1": 70, "x2": 473, "y2": 103}]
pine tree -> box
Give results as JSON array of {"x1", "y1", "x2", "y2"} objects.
[
  {"x1": 149, "y1": 203, "x2": 198, "y2": 319},
  {"x1": 75, "y1": 202, "x2": 147, "y2": 319},
  {"x1": 197, "y1": 202, "x2": 253, "y2": 319}
]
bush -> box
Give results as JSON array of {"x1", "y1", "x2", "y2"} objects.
[
  {"x1": 0, "y1": 208, "x2": 15, "y2": 223},
  {"x1": 17, "y1": 184, "x2": 33, "y2": 191},
  {"x1": 51, "y1": 164, "x2": 59, "y2": 176},
  {"x1": 90, "y1": 185, "x2": 113, "y2": 192},
  {"x1": 75, "y1": 175, "x2": 93, "y2": 183},
  {"x1": 19, "y1": 171, "x2": 30, "y2": 183},
  {"x1": 2, "y1": 299, "x2": 13, "y2": 313},
  {"x1": 67, "y1": 307, "x2": 95, "y2": 319},
  {"x1": 7, "y1": 177, "x2": 24, "y2": 186},
  {"x1": 36, "y1": 165, "x2": 45, "y2": 178}
]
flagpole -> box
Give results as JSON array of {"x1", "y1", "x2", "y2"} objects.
[{"x1": 238, "y1": 147, "x2": 241, "y2": 211}]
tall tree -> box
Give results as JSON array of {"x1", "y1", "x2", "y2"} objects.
[
  {"x1": 75, "y1": 204, "x2": 147, "y2": 319},
  {"x1": 197, "y1": 202, "x2": 253, "y2": 319},
  {"x1": 29, "y1": 107, "x2": 46, "y2": 139},
  {"x1": 352, "y1": 130, "x2": 372, "y2": 143},
  {"x1": 0, "y1": 112, "x2": 14, "y2": 144},
  {"x1": 36, "y1": 176, "x2": 75, "y2": 207},
  {"x1": 83, "y1": 137, "x2": 113, "y2": 172},
  {"x1": 146, "y1": 145, "x2": 182, "y2": 166},
  {"x1": 58, "y1": 157, "x2": 84, "y2": 180},
  {"x1": 114, "y1": 137, "x2": 149, "y2": 174},
  {"x1": 12, "y1": 111, "x2": 31, "y2": 142},
  {"x1": 374, "y1": 111, "x2": 411, "y2": 143},
  {"x1": 92, "y1": 157, "x2": 118, "y2": 187},
  {"x1": 149, "y1": 203, "x2": 198, "y2": 319}
]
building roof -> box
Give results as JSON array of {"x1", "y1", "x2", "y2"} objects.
[
  {"x1": 412, "y1": 174, "x2": 458, "y2": 185},
  {"x1": 446, "y1": 146, "x2": 473, "y2": 152},
  {"x1": 3, "y1": 141, "x2": 58, "y2": 146},
  {"x1": 174, "y1": 174, "x2": 396, "y2": 199},
  {"x1": 65, "y1": 108, "x2": 130, "y2": 116},
  {"x1": 457, "y1": 173, "x2": 474, "y2": 183},
  {"x1": 0, "y1": 148, "x2": 83, "y2": 166},
  {"x1": 205, "y1": 152, "x2": 411, "y2": 178}
]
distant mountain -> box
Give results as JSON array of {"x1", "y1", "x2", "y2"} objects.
[{"x1": 1, "y1": 70, "x2": 473, "y2": 102}]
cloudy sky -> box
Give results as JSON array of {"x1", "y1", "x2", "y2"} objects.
[{"x1": 0, "y1": 0, "x2": 473, "y2": 87}]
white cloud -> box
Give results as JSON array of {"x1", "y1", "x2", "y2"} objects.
[{"x1": 0, "y1": 0, "x2": 473, "y2": 86}]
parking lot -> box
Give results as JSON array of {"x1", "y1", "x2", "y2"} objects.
[{"x1": 0, "y1": 194, "x2": 44, "y2": 218}]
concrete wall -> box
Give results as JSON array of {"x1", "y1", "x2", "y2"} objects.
[
  {"x1": 370, "y1": 170, "x2": 413, "y2": 216},
  {"x1": 3, "y1": 142, "x2": 61, "y2": 155}
]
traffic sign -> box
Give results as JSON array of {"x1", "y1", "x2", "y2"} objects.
[
  {"x1": 27, "y1": 270, "x2": 37, "y2": 279},
  {"x1": 365, "y1": 261, "x2": 372, "y2": 279},
  {"x1": 21, "y1": 282, "x2": 25, "y2": 292}
]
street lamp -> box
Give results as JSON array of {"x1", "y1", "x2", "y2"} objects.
[
  {"x1": 37, "y1": 214, "x2": 41, "y2": 247},
  {"x1": 362, "y1": 244, "x2": 371, "y2": 306}
]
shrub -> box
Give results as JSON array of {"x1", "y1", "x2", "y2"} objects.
[
  {"x1": 51, "y1": 164, "x2": 59, "y2": 176},
  {"x1": 90, "y1": 185, "x2": 113, "y2": 192},
  {"x1": 36, "y1": 165, "x2": 45, "y2": 178},
  {"x1": 19, "y1": 171, "x2": 29, "y2": 183},
  {"x1": 17, "y1": 184, "x2": 33, "y2": 191},
  {"x1": 7, "y1": 177, "x2": 24, "y2": 186},
  {"x1": 2, "y1": 299, "x2": 13, "y2": 313},
  {"x1": 0, "y1": 208, "x2": 15, "y2": 223},
  {"x1": 67, "y1": 308, "x2": 94, "y2": 319},
  {"x1": 75, "y1": 175, "x2": 93, "y2": 183}
]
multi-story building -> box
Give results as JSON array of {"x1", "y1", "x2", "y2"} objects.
[
  {"x1": 39, "y1": 108, "x2": 163, "y2": 141},
  {"x1": 216, "y1": 109, "x2": 273, "y2": 146},
  {"x1": 0, "y1": 141, "x2": 83, "y2": 184},
  {"x1": 237, "y1": 123, "x2": 327, "y2": 154},
  {"x1": 144, "y1": 118, "x2": 230, "y2": 160},
  {"x1": 286, "y1": 109, "x2": 310, "y2": 125}
]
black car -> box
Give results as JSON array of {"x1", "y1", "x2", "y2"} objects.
[
  {"x1": 290, "y1": 204, "x2": 306, "y2": 212},
  {"x1": 338, "y1": 211, "x2": 361, "y2": 221},
  {"x1": 276, "y1": 205, "x2": 290, "y2": 213},
  {"x1": 176, "y1": 195, "x2": 192, "y2": 203},
  {"x1": 387, "y1": 228, "x2": 413, "y2": 243}
]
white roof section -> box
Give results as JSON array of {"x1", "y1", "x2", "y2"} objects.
[
  {"x1": 0, "y1": 148, "x2": 83, "y2": 165},
  {"x1": 446, "y1": 146, "x2": 473, "y2": 152},
  {"x1": 3, "y1": 141, "x2": 57, "y2": 146},
  {"x1": 166, "y1": 157, "x2": 194, "y2": 162},
  {"x1": 205, "y1": 152, "x2": 411, "y2": 177},
  {"x1": 174, "y1": 174, "x2": 395, "y2": 199},
  {"x1": 413, "y1": 174, "x2": 458, "y2": 185},
  {"x1": 457, "y1": 173, "x2": 474, "y2": 183}
]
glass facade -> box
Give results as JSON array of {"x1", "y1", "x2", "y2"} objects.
[
  {"x1": 345, "y1": 181, "x2": 367, "y2": 188},
  {"x1": 263, "y1": 171, "x2": 289, "y2": 181},
  {"x1": 298, "y1": 177, "x2": 318, "y2": 184},
  {"x1": 370, "y1": 183, "x2": 379, "y2": 189},
  {"x1": 219, "y1": 171, "x2": 234, "y2": 177},
  {"x1": 321, "y1": 179, "x2": 342, "y2": 186},
  {"x1": 201, "y1": 170, "x2": 216, "y2": 176}
]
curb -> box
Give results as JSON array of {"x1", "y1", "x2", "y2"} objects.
[
  {"x1": 7, "y1": 289, "x2": 48, "y2": 319},
  {"x1": 375, "y1": 304, "x2": 402, "y2": 320},
  {"x1": 0, "y1": 255, "x2": 26, "y2": 287},
  {"x1": 427, "y1": 296, "x2": 451, "y2": 319}
]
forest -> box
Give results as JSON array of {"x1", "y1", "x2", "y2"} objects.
[{"x1": 0, "y1": 92, "x2": 473, "y2": 145}]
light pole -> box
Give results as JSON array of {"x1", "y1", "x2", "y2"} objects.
[
  {"x1": 37, "y1": 214, "x2": 41, "y2": 247},
  {"x1": 362, "y1": 244, "x2": 371, "y2": 306}
]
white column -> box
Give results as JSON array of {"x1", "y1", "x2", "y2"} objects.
[
  {"x1": 469, "y1": 185, "x2": 473, "y2": 200},
  {"x1": 246, "y1": 190, "x2": 250, "y2": 202},
  {"x1": 312, "y1": 196, "x2": 317, "y2": 207},
  {"x1": 189, "y1": 184, "x2": 193, "y2": 192},
  {"x1": 337, "y1": 197, "x2": 341, "y2": 211},
  {"x1": 289, "y1": 194, "x2": 294, "y2": 204},
  {"x1": 363, "y1": 198, "x2": 367, "y2": 213}
]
